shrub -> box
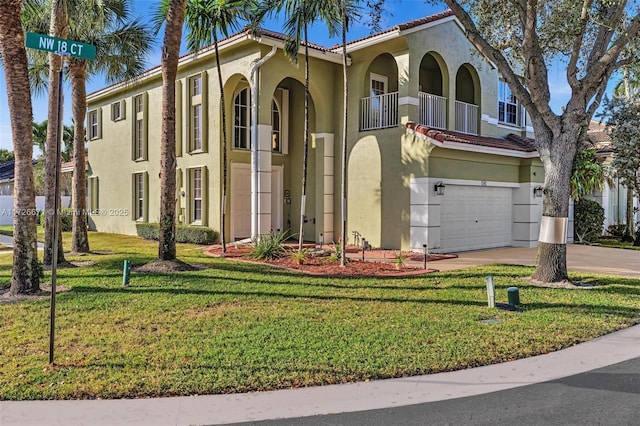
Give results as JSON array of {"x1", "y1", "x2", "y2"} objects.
[
  {"x1": 250, "y1": 229, "x2": 292, "y2": 260},
  {"x1": 39, "y1": 208, "x2": 73, "y2": 231},
  {"x1": 606, "y1": 224, "x2": 627, "y2": 239},
  {"x1": 136, "y1": 223, "x2": 219, "y2": 245},
  {"x1": 574, "y1": 198, "x2": 605, "y2": 243}
]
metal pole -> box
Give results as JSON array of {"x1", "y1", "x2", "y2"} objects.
[
  {"x1": 49, "y1": 63, "x2": 64, "y2": 365},
  {"x1": 423, "y1": 244, "x2": 427, "y2": 270}
]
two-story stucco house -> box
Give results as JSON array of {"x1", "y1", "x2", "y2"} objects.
[{"x1": 86, "y1": 10, "x2": 547, "y2": 253}]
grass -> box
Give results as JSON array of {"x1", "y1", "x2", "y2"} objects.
[
  {"x1": 0, "y1": 232, "x2": 639, "y2": 400},
  {"x1": 596, "y1": 238, "x2": 640, "y2": 250}
]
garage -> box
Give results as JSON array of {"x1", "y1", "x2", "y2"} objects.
[{"x1": 440, "y1": 185, "x2": 512, "y2": 252}]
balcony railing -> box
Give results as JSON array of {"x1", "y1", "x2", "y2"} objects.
[
  {"x1": 361, "y1": 92, "x2": 398, "y2": 131},
  {"x1": 418, "y1": 92, "x2": 447, "y2": 129},
  {"x1": 455, "y1": 100, "x2": 479, "y2": 135}
]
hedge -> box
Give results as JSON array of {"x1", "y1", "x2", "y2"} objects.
[
  {"x1": 574, "y1": 198, "x2": 604, "y2": 243},
  {"x1": 39, "y1": 208, "x2": 73, "y2": 232},
  {"x1": 136, "y1": 223, "x2": 219, "y2": 245}
]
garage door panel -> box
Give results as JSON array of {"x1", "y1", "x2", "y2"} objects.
[{"x1": 441, "y1": 186, "x2": 512, "y2": 252}]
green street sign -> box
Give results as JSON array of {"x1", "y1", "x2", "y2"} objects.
[{"x1": 25, "y1": 32, "x2": 95, "y2": 60}]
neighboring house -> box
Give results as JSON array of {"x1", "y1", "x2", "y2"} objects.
[
  {"x1": 0, "y1": 160, "x2": 15, "y2": 195},
  {"x1": 86, "y1": 10, "x2": 549, "y2": 253},
  {"x1": 587, "y1": 120, "x2": 639, "y2": 231}
]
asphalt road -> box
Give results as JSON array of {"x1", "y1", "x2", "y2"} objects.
[{"x1": 235, "y1": 357, "x2": 640, "y2": 426}]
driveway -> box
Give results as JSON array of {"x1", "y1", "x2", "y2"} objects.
[{"x1": 431, "y1": 244, "x2": 640, "y2": 278}]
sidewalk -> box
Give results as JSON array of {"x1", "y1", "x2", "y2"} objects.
[{"x1": 1, "y1": 324, "x2": 639, "y2": 426}]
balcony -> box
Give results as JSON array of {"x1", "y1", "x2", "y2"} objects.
[
  {"x1": 418, "y1": 92, "x2": 446, "y2": 129},
  {"x1": 360, "y1": 92, "x2": 398, "y2": 131},
  {"x1": 455, "y1": 100, "x2": 479, "y2": 135}
]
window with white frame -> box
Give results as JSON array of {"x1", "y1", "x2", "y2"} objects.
[
  {"x1": 189, "y1": 74, "x2": 204, "y2": 152},
  {"x1": 190, "y1": 168, "x2": 203, "y2": 223},
  {"x1": 498, "y1": 80, "x2": 519, "y2": 126},
  {"x1": 132, "y1": 94, "x2": 147, "y2": 160},
  {"x1": 234, "y1": 87, "x2": 250, "y2": 150},
  {"x1": 271, "y1": 99, "x2": 281, "y2": 152},
  {"x1": 88, "y1": 109, "x2": 101, "y2": 140},
  {"x1": 133, "y1": 172, "x2": 146, "y2": 221},
  {"x1": 111, "y1": 100, "x2": 125, "y2": 121}
]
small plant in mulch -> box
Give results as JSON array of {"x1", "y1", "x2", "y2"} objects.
[
  {"x1": 392, "y1": 251, "x2": 407, "y2": 270},
  {"x1": 249, "y1": 229, "x2": 293, "y2": 260},
  {"x1": 290, "y1": 249, "x2": 310, "y2": 265}
]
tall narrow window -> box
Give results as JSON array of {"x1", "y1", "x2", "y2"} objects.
[
  {"x1": 271, "y1": 99, "x2": 281, "y2": 152},
  {"x1": 134, "y1": 173, "x2": 145, "y2": 221},
  {"x1": 234, "y1": 88, "x2": 250, "y2": 149},
  {"x1": 193, "y1": 104, "x2": 202, "y2": 150},
  {"x1": 192, "y1": 168, "x2": 202, "y2": 223},
  {"x1": 88, "y1": 109, "x2": 100, "y2": 140},
  {"x1": 189, "y1": 74, "x2": 204, "y2": 152},
  {"x1": 132, "y1": 94, "x2": 147, "y2": 160},
  {"x1": 498, "y1": 80, "x2": 519, "y2": 126}
]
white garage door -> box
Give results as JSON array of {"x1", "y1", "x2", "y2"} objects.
[{"x1": 440, "y1": 185, "x2": 512, "y2": 252}]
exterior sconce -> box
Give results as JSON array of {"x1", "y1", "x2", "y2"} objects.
[
  {"x1": 434, "y1": 181, "x2": 446, "y2": 196},
  {"x1": 533, "y1": 185, "x2": 544, "y2": 198}
]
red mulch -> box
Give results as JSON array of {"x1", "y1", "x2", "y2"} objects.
[{"x1": 204, "y1": 244, "x2": 448, "y2": 277}]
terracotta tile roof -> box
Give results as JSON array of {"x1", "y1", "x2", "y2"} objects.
[
  {"x1": 407, "y1": 122, "x2": 537, "y2": 153},
  {"x1": 255, "y1": 28, "x2": 331, "y2": 52},
  {"x1": 587, "y1": 120, "x2": 611, "y2": 146},
  {"x1": 334, "y1": 9, "x2": 454, "y2": 49}
]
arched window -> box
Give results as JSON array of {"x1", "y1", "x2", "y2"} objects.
[
  {"x1": 271, "y1": 99, "x2": 281, "y2": 152},
  {"x1": 233, "y1": 88, "x2": 250, "y2": 149}
]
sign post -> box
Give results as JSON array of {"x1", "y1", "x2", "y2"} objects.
[{"x1": 26, "y1": 32, "x2": 95, "y2": 365}]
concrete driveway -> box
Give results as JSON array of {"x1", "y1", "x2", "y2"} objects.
[{"x1": 431, "y1": 244, "x2": 640, "y2": 278}]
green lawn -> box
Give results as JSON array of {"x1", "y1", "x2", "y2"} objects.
[
  {"x1": 596, "y1": 238, "x2": 640, "y2": 250},
  {"x1": 0, "y1": 232, "x2": 638, "y2": 400}
]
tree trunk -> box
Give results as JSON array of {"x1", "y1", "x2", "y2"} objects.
[
  {"x1": 158, "y1": 0, "x2": 187, "y2": 261},
  {"x1": 44, "y1": 0, "x2": 67, "y2": 266},
  {"x1": 69, "y1": 60, "x2": 90, "y2": 253},
  {"x1": 532, "y1": 122, "x2": 580, "y2": 284},
  {"x1": 0, "y1": 0, "x2": 41, "y2": 294},
  {"x1": 214, "y1": 33, "x2": 227, "y2": 253},
  {"x1": 624, "y1": 189, "x2": 635, "y2": 242},
  {"x1": 298, "y1": 23, "x2": 310, "y2": 251},
  {"x1": 340, "y1": 1, "x2": 348, "y2": 267}
]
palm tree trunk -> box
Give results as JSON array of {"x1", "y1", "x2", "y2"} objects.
[
  {"x1": 0, "y1": 0, "x2": 41, "y2": 294},
  {"x1": 340, "y1": 0, "x2": 348, "y2": 267},
  {"x1": 69, "y1": 60, "x2": 90, "y2": 253},
  {"x1": 44, "y1": 0, "x2": 67, "y2": 266},
  {"x1": 158, "y1": 0, "x2": 187, "y2": 261},
  {"x1": 298, "y1": 22, "x2": 310, "y2": 251},
  {"x1": 214, "y1": 32, "x2": 227, "y2": 253}
]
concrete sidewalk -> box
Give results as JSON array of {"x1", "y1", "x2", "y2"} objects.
[{"x1": 2, "y1": 324, "x2": 639, "y2": 426}]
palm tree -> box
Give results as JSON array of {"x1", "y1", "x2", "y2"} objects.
[
  {"x1": 154, "y1": 0, "x2": 188, "y2": 261},
  {"x1": 0, "y1": 0, "x2": 41, "y2": 294},
  {"x1": 258, "y1": 0, "x2": 338, "y2": 251},
  {"x1": 62, "y1": 0, "x2": 153, "y2": 253},
  {"x1": 33, "y1": 120, "x2": 48, "y2": 158},
  {"x1": 181, "y1": 0, "x2": 256, "y2": 254}
]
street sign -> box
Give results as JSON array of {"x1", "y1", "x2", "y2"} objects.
[{"x1": 25, "y1": 32, "x2": 95, "y2": 60}]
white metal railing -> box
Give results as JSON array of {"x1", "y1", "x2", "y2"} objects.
[
  {"x1": 418, "y1": 92, "x2": 447, "y2": 129},
  {"x1": 455, "y1": 100, "x2": 479, "y2": 135},
  {"x1": 360, "y1": 92, "x2": 399, "y2": 131}
]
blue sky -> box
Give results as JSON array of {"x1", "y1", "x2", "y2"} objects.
[{"x1": 0, "y1": 0, "x2": 583, "y2": 152}]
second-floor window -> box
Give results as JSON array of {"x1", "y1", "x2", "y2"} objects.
[
  {"x1": 88, "y1": 109, "x2": 101, "y2": 140},
  {"x1": 234, "y1": 87, "x2": 250, "y2": 150},
  {"x1": 498, "y1": 80, "x2": 519, "y2": 126},
  {"x1": 189, "y1": 74, "x2": 204, "y2": 152},
  {"x1": 132, "y1": 93, "x2": 147, "y2": 160}
]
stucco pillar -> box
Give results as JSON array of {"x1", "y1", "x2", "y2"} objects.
[
  {"x1": 512, "y1": 183, "x2": 543, "y2": 248},
  {"x1": 393, "y1": 50, "x2": 418, "y2": 125},
  {"x1": 314, "y1": 133, "x2": 335, "y2": 244},
  {"x1": 255, "y1": 124, "x2": 272, "y2": 237}
]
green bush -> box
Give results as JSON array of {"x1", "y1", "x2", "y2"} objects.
[
  {"x1": 574, "y1": 199, "x2": 605, "y2": 243},
  {"x1": 136, "y1": 223, "x2": 219, "y2": 245},
  {"x1": 606, "y1": 224, "x2": 627, "y2": 239},
  {"x1": 39, "y1": 208, "x2": 73, "y2": 231},
  {"x1": 250, "y1": 229, "x2": 293, "y2": 260}
]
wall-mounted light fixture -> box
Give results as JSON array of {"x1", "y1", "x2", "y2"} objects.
[
  {"x1": 434, "y1": 181, "x2": 446, "y2": 196},
  {"x1": 533, "y1": 185, "x2": 544, "y2": 198}
]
